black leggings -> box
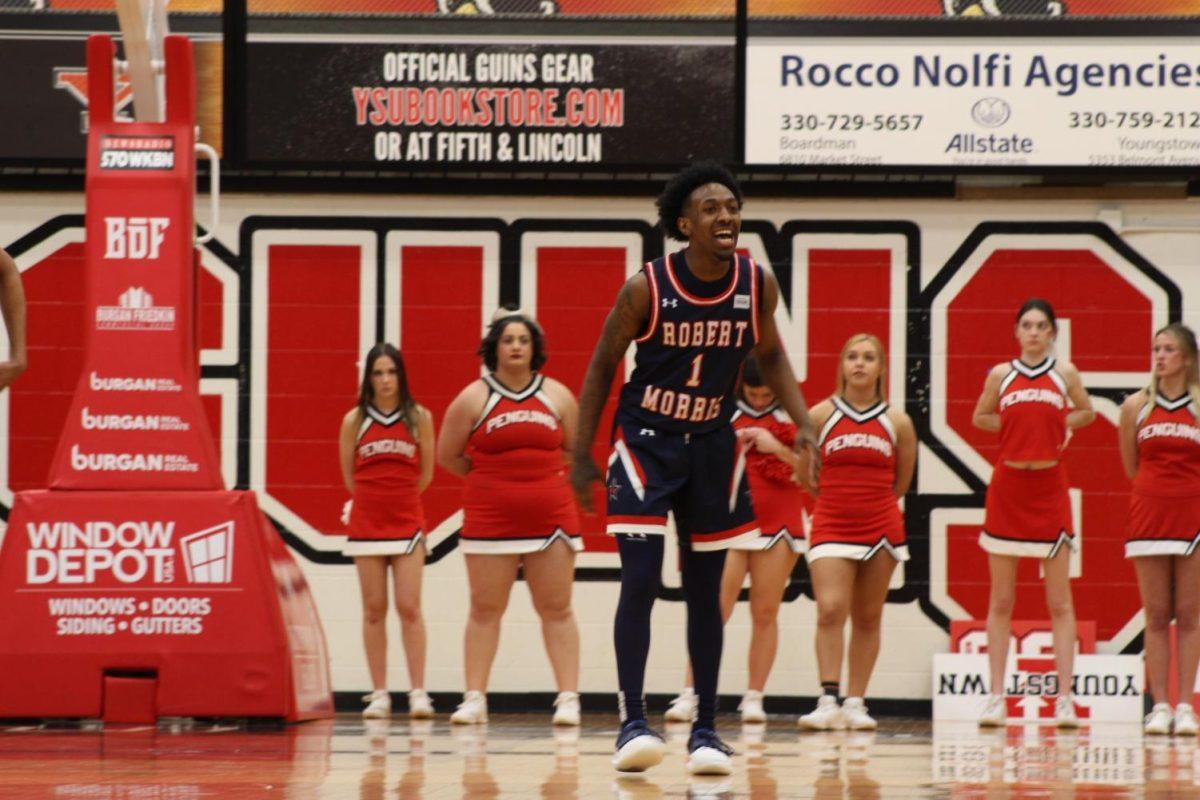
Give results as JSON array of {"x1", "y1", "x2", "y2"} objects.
[{"x1": 613, "y1": 534, "x2": 727, "y2": 730}]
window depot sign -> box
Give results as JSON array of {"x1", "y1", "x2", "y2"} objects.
[{"x1": 746, "y1": 38, "x2": 1200, "y2": 168}]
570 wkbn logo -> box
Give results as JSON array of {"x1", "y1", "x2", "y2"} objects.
[{"x1": 25, "y1": 520, "x2": 235, "y2": 586}]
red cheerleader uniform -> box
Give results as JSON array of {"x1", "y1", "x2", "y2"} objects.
[
  {"x1": 730, "y1": 400, "x2": 810, "y2": 552},
  {"x1": 807, "y1": 397, "x2": 908, "y2": 563},
  {"x1": 980, "y1": 357, "x2": 1074, "y2": 558},
  {"x1": 1126, "y1": 392, "x2": 1200, "y2": 557},
  {"x1": 346, "y1": 404, "x2": 426, "y2": 556},
  {"x1": 461, "y1": 373, "x2": 581, "y2": 554}
]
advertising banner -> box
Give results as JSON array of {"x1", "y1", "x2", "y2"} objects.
[
  {"x1": 245, "y1": 39, "x2": 735, "y2": 167},
  {"x1": 746, "y1": 38, "x2": 1200, "y2": 168},
  {"x1": 933, "y1": 653, "x2": 1143, "y2": 722},
  {"x1": 0, "y1": 490, "x2": 332, "y2": 719}
]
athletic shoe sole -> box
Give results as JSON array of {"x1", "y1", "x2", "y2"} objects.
[
  {"x1": 612, "y1": 736, "x2": 666, "y2": 772},
  {"x1": 687, "y1": 748, "x2": 733, "y2": 776}
]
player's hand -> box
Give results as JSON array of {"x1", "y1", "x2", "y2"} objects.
[
  {"x1": 0, "y1": 359, "x2": 26, "y2": 391},
  {"x1": 340, "y1": 500, "x2": 353, "y2": 526},
  {"x1": 739, "y1": 426, "x2": 784, "y2": 455},
  {"x1": 569, "y1": 457, "x2": 602, "y2": 512},
  {"x1": 795, "y1": 430, "x2": 820, "y2": 484}
]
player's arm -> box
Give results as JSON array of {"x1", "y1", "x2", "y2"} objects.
[
  {"x1": 545, "y1": 377, "x2": 579, "y2": 464},
  {"x1": 1117, "y1": 390, "x2": 1145, "y2": 481},
  {"x1": 796, "y1": 399, "x2": 832, "y2": 495},
  {"x1": 971, "y1": 364, "x2": 1006, "y2": 432},
  {"x1": 338, "y1": 408, "x2": 360, "y2": 494},
  {"x1": 437, "y1": 381, "x2": 487, "y2": 478},
  {"x1": 890, "y1": 407, "x2": 917, "y2": 498},
  {"x1": 0, "y1": 248, "x2": 27, "y2": 390},
  {"x1": 1059, "y1": 360, "x2": 1096, "y2": 430},
  {"x1": 752, "y1": 268, "x2": 816, "y2": 455},
  {"x1": 568, "y1": 273, "x2": 649, "y2": 510},
  {"x1": 416, "y1": 404, "x2": 436, "y2": 493}
]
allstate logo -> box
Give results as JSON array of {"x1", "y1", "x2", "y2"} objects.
[{"x1": 971, "y1": 97, "x2": 1011, "y2": 128}]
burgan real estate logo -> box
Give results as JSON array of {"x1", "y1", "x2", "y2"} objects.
[{"x1": 95, "y1": 287, "x2": 176, "y2": 331}]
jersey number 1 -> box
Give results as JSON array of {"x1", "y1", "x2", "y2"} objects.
[{"x1": 686, "y1": 354, "x2": 704, "y2": 388}]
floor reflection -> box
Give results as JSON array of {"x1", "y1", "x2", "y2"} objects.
[{"x1": 2, "y1": 713, "x2": 1199, "y2": 798}]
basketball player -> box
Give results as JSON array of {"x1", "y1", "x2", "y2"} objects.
[
  {"x1": 0, "y1": 248, "x2": 27, "y2": 390},
  {"x1": 971, "y1": 299, "x2": 1095, "y2": 727},
  {"x1": 339, "y1": 343, "x2": 435, "y2": 719},
  {"x1": 569, "y1": 162, "x2": 816, "y2": 775},
  {"x1": 795, "y1": 334, "x2": 914, "y2": 731},
  {"x1": 664, "y1": 355, "x2": 809, "y2": 725},
  {"x1": 438, "y1": 308, "x2": 582, "y2": 726},
  {"x1": 1118, "y1": 323, "x2": 1200, "y2": 736}
]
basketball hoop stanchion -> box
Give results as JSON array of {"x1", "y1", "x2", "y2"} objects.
[{"x1": 0, "y1": 34, "x2": 333, "y2": 724}]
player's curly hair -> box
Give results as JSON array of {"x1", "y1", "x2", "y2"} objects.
[
  {"x1": 477, "y1": 307, "x2": 547, "y2": 373},
  {"x1": 656, "y1": 161, "x2": 743, "y2": 242}
]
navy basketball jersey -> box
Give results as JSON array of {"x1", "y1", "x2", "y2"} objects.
[{"x1": 617, "y1": 250, "x2": 762, "y2": 434}]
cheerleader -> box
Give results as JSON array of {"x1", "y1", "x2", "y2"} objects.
[
  {"x1": 438, "y1": 308, "x2": 582, "y2": 726},
  {"x1": 797, "y1": 334, "x2": 916, "y2": 730},
  {"x1": 1118, "y1": 323, "x2": 1200, "y2": 736},
  {"x1": 664, "y1": 356, "x2": 810, "y2": 724},
  {"x1": 971, "y1": 298, "x2": 1095, "y2": 727},
  {"x1": 339, "y1": 343, "x2": 435, "y2": 719}
]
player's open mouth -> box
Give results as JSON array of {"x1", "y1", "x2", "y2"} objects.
[{"x1": 714, "y1": 231, "x2": 735, "y2": 244}]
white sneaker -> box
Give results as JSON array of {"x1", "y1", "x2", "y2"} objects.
[
  {"x1": 1144, "y1": 702, "x2": 1173, "y2": 735},
  {"x1": 978, "y1": 694, "x2": 1005, "y2": 727},
  {"x1": 739, "y1": 690, "x2": 766, "y2": 724},
  {"x1": 552, "y1": 691, "x2": 581, "y2": 726},
  {"x1": 1176, "y1": 704, "x2": 1199, "y2": 736},
  {"x1": 664, "y1": 688, "x2": 697, "y2": 723},
  {"x1": 362, "y1": 689, "x2": 391, "y2": 719},
  {"x1": 407, "y1": 689, "x2": 433, "y2": 719},
  {"x1": 686, "y1": 728, "x2": 734, "y2": 776},
  {"x1": 841, "y1": 697, "x2": 877, "y2": 731},
  {"x1": 450, "y1": 690, "x2": 488, "y2": 724},
  {"x1": 798, "y1": 695, "x2": 844, "y2": 730},
  {"x1": 1055, "y1": 695, "x2": 1080, "y2": 729}
]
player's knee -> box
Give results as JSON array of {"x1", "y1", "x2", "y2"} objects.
[
  {"x1": 851, "y1": 607, "x2": 883, "y2": 633},
  {"x1": 1145, "y1": 605, "x2": 1174, "y2": 632},
  {"x1": 1177, "y1": 608, "x2": 1200, "y2": 632},
  {"x1": 394, "y1": 598, "x2": 422, "y2": 625},
  {"x1": 533, "y1": 592, "x2": 573, "y2": 622},
  {"x1": 363, "y1": 601, "x2": 388, "y2": 626},
  {"x1": 749, "y1": 600, "x2": 780, "y2": 628},
  {"x1": 1045, "y1": 596, "x2": 1074, "y2": 620},
  {"x1": 469, "y1": 595, "x2": 507, "y2": 623},
  {"x1": 989, "y1": 592, "x2": 1016, "y2": 617},
  {"x1": 815, "y1": 601, "x2": 849, "y2": 628}
]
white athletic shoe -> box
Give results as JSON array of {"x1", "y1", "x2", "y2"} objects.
[
  {"x1": 1055, "y1": 695, "x2": 1080, "y2": 729},
  {"x1": 552, "y1": 691, "x2": 581, "y2": 726},
  {"x1": 613, "y1": 721, "x2": 667, "y2": 772},
  {"x1": 1144, "y1": 703, "x2": 1173, "y2": 735},
  {"x1": 450, "y1": 690, "x2": 488, "y2": 724},
  {"x1": 841, "y1": 697, "x2": 877, "y2": 731},
  {"x1": 362, "y1": 689, "x2": 391, "y2": 719},
  {"x1": 1175, "y1": 704, "x2": 1200, "y2": 736},
  {"x1": 407, "y1": 689, "x2": 433, "y2": 719},
  {"x1": 664, "y1": 688, "x2": 697, "y2": 723},
  {"x1": 739, "y1": 690, "x2": 767, "y2": 724},
  {"x1": 798, "y1": 695, "x2": 844, "y2": 730},
  {"x1": 686, "y1": 728, "x2": 734, "y2": 776},
  {"x1": 978, "y1": 694, "x2": 1006, "y2": 728}
]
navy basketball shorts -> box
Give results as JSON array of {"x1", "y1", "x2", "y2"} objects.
[{"x1": 605, "y1": 415, "x2": 760, "y2": 552}]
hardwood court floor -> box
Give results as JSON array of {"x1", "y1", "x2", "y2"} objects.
[{"x1": 0, "y1": 713, "x2": 1194, "y2": 799}]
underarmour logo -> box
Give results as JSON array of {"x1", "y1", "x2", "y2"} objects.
[
  {"x1": 662, "y1": 298, "x2": 678, "y2": 308},
  {"x1": 639, "y1": 429, "x2": 656, "y2": 437}
]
